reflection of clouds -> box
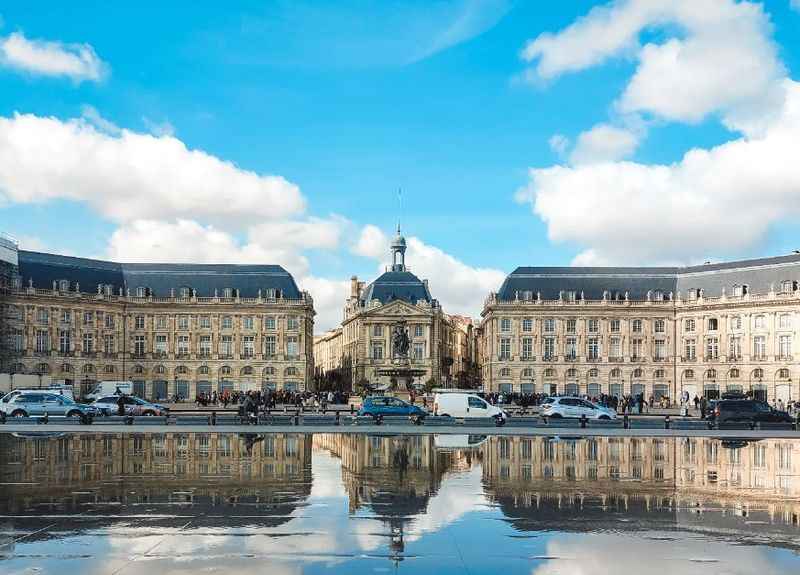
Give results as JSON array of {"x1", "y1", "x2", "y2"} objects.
[
  {"x1": 531, "y1": 533, "x2": 787, "y2": 575},
  {"x1": 407, "y1": 466, "x2": 486, "y2": 542}
]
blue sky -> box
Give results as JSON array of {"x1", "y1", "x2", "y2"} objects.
[{"x1": 2, "y1": 1, "x2": 800, "y2": 330}]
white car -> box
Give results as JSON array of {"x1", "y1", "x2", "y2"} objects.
[
  {"x1": 433, "y1": 392, "x2": 506, "y2": 420},
  {"x1": 540, "y1": 397, "x2": 617, "y2": 420},
  {"x1": 91, "y1": 395, "x2": 169, "y2": 416}
]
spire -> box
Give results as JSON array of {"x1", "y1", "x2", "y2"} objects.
[{"x1": 390, "y1": 191, "x2": 407, "y2": 272}]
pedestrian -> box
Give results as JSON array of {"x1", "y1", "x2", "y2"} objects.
[{"x1": 117, "y1": 394, "x2": 126, "y2": 416}]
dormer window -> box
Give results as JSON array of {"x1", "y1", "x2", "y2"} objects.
[
  {"x1": 103, "y1": 284, "x2": 113, "y2": 296},
  {"x1": 732, "y1": 285, "x2": 742, "y2": 297},
  {"x1": 136, "y1": 286, "x2": 148, "y2": 298},
  {"x1": 565, "y1": 290, "x2": 577, "y2": 302},
  {"x1": 179, "y1": 287, "x2": 192, "y2": 299},
  {"x1": 781, "y1": 280, "x2": 796, "y2": 294},
  {"x1": 223, "y1": 287, "x2": 233, "y2": 298},
  {"x1": 58, "y1": 279, "x2": 70, "y2": 292},
  {"x1": 653, "y1": 290, "x2": 663, "y2": 301},
  {"x1": 265, "y1": 288, "x2": 276, "y2": 299},
  {"x1": 688, "y1": 289, "x2": 698, "y2": 300}
]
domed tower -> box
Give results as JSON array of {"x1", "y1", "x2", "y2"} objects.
[{"x1": 390, "y1": 224, "x2": 407, "y2": 272}]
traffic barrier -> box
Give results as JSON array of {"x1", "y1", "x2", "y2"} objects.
[
  {"x1": 755, "y1": 421, "x2": 794, "y2": 431},
  {"x1": 135, "y1": 416, "x2": 169, "y2": 426},
  {"x1": 504, "y1": 417, "x2": 546, "y2": 428},
  {"x1": 717, "y1": 421, "x2": 754, "y2": 431},
  {"x1": 92, "y1": 416, "x2": 130, "y2": 425},
  {"x1": 213, "y1": 415, "x2": 242, "y2": 426},
  {"x1": 671, "y1": 419, "x2": 710, "y2": 430},
  {"x1": 379, "y1": 416, "x2": 416, "y2": 426},
  {"x1": 589, "y1": 419, "x2": 624, "y2": 429},
  {"x1": 353, "y1": 416, "x2": 376, "y2": 426},
  {"x1": 174, "y1": 415, "x2": 210, "y2": 426},
  {"x1": 422, "y1": 416, "x2": 456, "y2": 426},
  {"x1": 629, "y1": 418, "x2": 665, "y2": 429},
  {"x1": 300, "y1": 415, "x2": 338, "y2": 426},
  {"x1": 259, "y1": 414, "x2": 295, "y2": 426}
]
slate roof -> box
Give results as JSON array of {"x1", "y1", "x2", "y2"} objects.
[
  {"x1": 361, "y1": 270, "x2": 432, "y2": 304},
  {"x1": 17, "y1": 250, "x2": 303, "y2": 299},
  {"x1": 498, "y1": 254, "x2": 800, "y2": 301}
]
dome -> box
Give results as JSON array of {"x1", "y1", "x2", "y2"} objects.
[{"x1": 361, "y1": 270, "x2": 431, "y2": 304}]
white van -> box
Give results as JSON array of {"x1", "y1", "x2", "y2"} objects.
[
  {"x1": 85, "y1": 381, "x2": 133, "y2": 401},
  {"x1": 432, "y1": 392, "x2": 506, "y2": 419}
]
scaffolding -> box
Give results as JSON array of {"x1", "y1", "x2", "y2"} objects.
[{"x1": 0, "y1": 233, "x2": 20, "y2": 374}]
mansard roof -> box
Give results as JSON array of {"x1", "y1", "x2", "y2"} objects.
[
  {"x1": 497, "y1": 254, "x2": 800, "y2": 301},
  {"x1": 17, "y1": 250, "x2": 303, "y2": 298},
  {"x1": 360, "y1": 270, "x2": 432, "y2": 304}
]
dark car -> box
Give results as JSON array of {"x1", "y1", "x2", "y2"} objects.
[
  {"x1": 706, "y1": 399, "x2": 793, "y2": 423},
  {"x1": 358, "y1": 396, "x2": 426, "y2": 418}
]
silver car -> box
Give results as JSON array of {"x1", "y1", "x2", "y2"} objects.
[
  {"x1": 1, "y1": 392, "x2": 97, "y2": 418},
  {"x1": 92, "y1": 395, "x2": 168, "y2": 416}
]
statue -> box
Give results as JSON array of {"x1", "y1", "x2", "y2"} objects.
[{"x1": 392, "y1": 324, "x2": 411, "y2": 359}]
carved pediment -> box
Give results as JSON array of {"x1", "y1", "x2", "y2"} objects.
[{"x1": 361, "y1": 299, "x2": 431, "y2": 318}]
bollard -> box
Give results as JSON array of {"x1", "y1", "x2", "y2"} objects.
[
  {"x1": 664, "y1": 415, "x2": 670, "y2": 430},
  {"x1": 42, "y1": 411, "x2": 49, "y2": 425},
  {"x1": 623, "y1": 414, "x2": 629, "y2": 429},
  {"x1": 125, "y1": 415, "x2": 133, "y2": 426},
  {"x1": 580, "y1": 414, "x2": 587, "y2": 429},
  {"x1": 294, "y1": 411, "x2": 300, "y2": 426},
  {"x1": 0, "y1": 411, "x2": 6, "y2": 424},
  {"x1": 335, "y1": 411, "x2": 341, "y2": 426},
  {"x1": 211, "y1": 411, "x2": 217, "y2": 426},
  {"x1": 283, "y1": 405, "x2": 287, "y2": 413},
  {"x1": 350, "y1": 404, "x2": 355, "y2": 415},
  {"x1": 376, "y1": 414, "x2": 383, "y2": 426}
]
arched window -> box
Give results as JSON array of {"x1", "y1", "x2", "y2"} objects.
[
  {"x1": 285, "y1": 367, "x2": 298, "y2": 377},
  {"x1": 633, "y1": 368, "x2": 643, "y2": 378},
  {"x1": 653, "y1": 290, "x2": 664, "y2": 301},
  {"x1": 781, "y1": 280, "x2": 794, "y2": 294},
  {"x1": 220, "y1": 365, "x2": 232, "y2": 376},
  {"x1": 684, "y1": 369, "x2": 695, "y2": 379},
  {"x1": 198, "y1": 365, "x2": 210, "y2": 375},
  {"x1": 104, "y1": 365, "x2": 114, "y2": 374},
  {"x1": 263, "y1": 366, "x2": 275, "y2": 376},
  {"x1": 732, "y1": 284, "x2": 742, "y2": 297},
  {"x1": 654, "y1": 369, "x2": 665, "y2": 379},
  {"x1": 154, "y1": 365, "x2": 166, "y2": 374},
  {"x1": 729, "y1": 368, "x2": 740, "y2": 379},
  {"x1": 61, "y1": 363, "x2": 73, "y2": 373},
  {"x1": 778, "y1": 368, "x2": 790, "y2": 379},
  {"x1": 241, "y1": 366, "x2": 254, "y2": 376},
  {"x1": 566, "y1": 368, "x2": 578, "y2": 379},
  {"x1": 753, "y1": 368, "x2": 764, "y2": 379},
  {"x1": 544, "y1": 368, "x2": 556, "y2": 378},
  {"x1": 176, "y1": 365, "x2": 188, "y2": 374},
  {"x1": 588, "y1": 368, "x2": 598, "y2": 378},
  {"x1": 37, "y1": 363, "x2": 50, "y2": 374},
  {"x1": 522, "y1": 368, "x2": 534, "y2": 378},
  {"x1": 179, "y1": 286, "x2": 192, "y2": 298},
  {"x1": 610, "y1": 368, "x2": 621, "y2": 379},
  {"x1": 133, "y1": 364, "x2": 145, "y2": 374},
  {"x1": 499, "y1": 368, "x2": 511, "y2": 377},
  {"x1": 706, "y1": 368, "x2": 716, "y2": 380},
  {"x1": 83, "y1": 364, "x2": 95, "y2": 374}
]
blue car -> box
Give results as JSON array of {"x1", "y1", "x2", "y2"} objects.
[{"x1": 358, "y1": 396, "x2": 426, "y2": 418}]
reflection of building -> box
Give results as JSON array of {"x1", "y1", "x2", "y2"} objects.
[
  {"x1": 316, "y1": 226, "x2": 474, "y2": 389},
  {"x1": 2, "y1": 245, "x2": 316, "y2": 399},
  {"x1": 482, "y1": 256, "x2": 800, "y2": 404},
  {"x1": 0, "y1": 233, "x2": 19, "y2": 378},
  {"x1": 0, "y1": 432, "x2": 312, "y2": 515}
]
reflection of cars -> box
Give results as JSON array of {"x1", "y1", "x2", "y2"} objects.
[
  {"x1": 0, "y1": 392, "x2": 98, "y2": 418},
  {"x1": 540, "y1": 397, "x2": 616, "y2": 420},
  {"x1": 434, "y1": 434, "x2": 488, "y2": 450},
  {"x1": 92, "y1": 395, "x2": 169, "y2": 416},
  {"x1": 706, "y1": 400, "x2": 792, "y2": 424},
  {"x1": 358, "y1": 396, "x2": 426, "y2": 418},
  {"x1": 433, "y1": 392, "x2": 506, "y2": 419}
]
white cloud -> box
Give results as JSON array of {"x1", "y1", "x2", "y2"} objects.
[
  {"x1": 569, "y1": 123, "x2": 640, "y2": 165},
  {"x1": 522, "y1": 0, "x2": 786, "y2": 136},
  {"x1": 352, "y1": 224, "x2": 389, "y2": 258},
  {"x1": 517, "y1": 80, "x2": 800, "y2": 265},
  {"x1": 548, "y1": 134, "x2": 570, "y2": 158},
  {"x1": 142, "y1": 116, "x2": 175, "y2": 137},
  {"x1": 80, "y1": 105, "x2": 121, "y2": 135},
  {"x1": 0, "y1": 31, "x2": 107, "y2": 82},
  {"x1": 0, "y1": 112, "x2": 305, "y2": 227}
]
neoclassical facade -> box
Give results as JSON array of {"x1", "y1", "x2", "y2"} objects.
[
  {"x1": 3, "y1": 247, "x2": 315, "y2": 399},
  {"x1": 315, "y1": 226, "x2": 471, "y2": 390},
  {"x1": 481, "y1": 255, "x2": 800, "y2": 404}
]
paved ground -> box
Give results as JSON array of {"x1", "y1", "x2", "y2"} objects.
[{"x1": 2, "y1": 422, "x2": 798, "y2": 438}]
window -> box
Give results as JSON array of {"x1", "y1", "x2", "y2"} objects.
[
  {"x1": 499, "y1": 338, "x2": 511, "y2": 360},
  {"x1": 199, "y1": 335, "x2": 212, "y2": 356},
  {"x1": 631, "y1": 338, "x2": 643, "y2": 359},
  {"x1": 684, "y1": 369, "x2": 694, "y2": 379},
  {"x1": 286, "y1": 336, "x2": 299, "y2": 357},
  {"x1": 754, "y1": 315, "x2": 766, "y2": 329},
  {"x1": 587, "y1": 319, "x2": 599, "y2": 333},
  {"x1": 285, "y1": 366, "x2": 298, "y2": 377},
  {"x1": 61, "y1": 309, "x2": 71, "y2": 323},
  {"x1": 105, "y1": 314, "x2": 114, "y2": 329},
  {"x1": 654, "y1": 369, "x2": 665, "y2": 379},
  {"x1": 134, "y1": 335, "x2": 146, "y2": 356},
  {"x1": 221, "y1": 316, "x2": 233, "y2": 329},
  {"x1": 653, "y1": 290, "x2": 664, "y2": 301},
  {"x1": 220, "y1": 365, "x2": 232, "y2": 376},
  {"x1": 706, "y1": 337, "x2": 719, "y2": 360},
  {"x1": 610, "y1": 368, "x2": 621, "y2": 379},
  {"x1": 198, "y1": 365, "x2": 210, "y2": 375},
  {"x1": 83, "y1": 311, "x2": 94, "y2": 325},
  {"x1": 177, "y1": 315, "x2": 189, "y2": 330},
  {"x1": 565, "y1": 336, "x2": 577, "y2": 359},
  {"x1": 779, "y1": 335, "x2": 792, "y2": 359},
  {"x1": 543, "y1": 337, "x2": 555, "y2": 359},
  {"x1": 135, "y1": 315, "x2": 145, "y2": 330},
  {"x1": 684, "y1": 318, "x2": 695, "y2": 332},
  {"x1": 156, "y1": 315, "x2": 168, "y2": 330},
  {"x1": 707, "y1": 318, "x2": 718, "y2": 331},
  {"x1": 104, "y1": 365, "x2": 114, "y2": 374},
  {"x1": 544, "y1": 368, "x2": 556, "y2": 378},
  {"x1": 565, "y1": 290, "x2": 577, "y2": 302},
  {"x1": 82, "y1": 333, "x2": 94, "y2": 354},
  {"x1": 706, "y1": 369, "x2": 716, "y2": 380},
  {"x1": 610, "y1": 319, "x2": 620, "y2": 332},
  {"x1": 241, "y1": 316, "x2": 254, "y2": 330},
  {"x1": 522, "y1": 368, "x2": 534, "y2": 378},
  {"x1": 414, "y1": 325, "x2": 424, "y2": 337},
  {"x1": 609, "y1": 337, "x2": 621, "y2": 358},
  {"x1": 35, "y1": 330, "x2": 50, "y2": 353},
  {"x1": 588, "y1": 368, "x2": 598, "y2": 378},
  {"x1": 753, "y1": 368, "x2": 764, "y2": 379},
  {"x1": 177, "y1": 335, "x2": 190, "y2": 355},
  {"x1": 779, "y1": 314, "x2": 792, "y2": 329},
  {"x1": 684, "y1": 338, "x2": 696, "y2": 360},
  {"x1": 264, "y1": 335, "x2": 276, "y2": 357},
  {"x1": 633, "y1": 368, "x2": 643, "y2": 378},
  {"x1": 58, "y1": 279, "x2": 70, "y2": 292},
  {"x1": 11, "y1": 329, "x2": 23, "y2": 353},
  {"x1": 219, "y1": 335, "x2": 233, "y2": 357},
  {"x1": 654, "y1": 339, "x2": 666, "y2": 360},
  {"x1": 654, "y1": 319, "x2": 665, "y2": 333},
  {"x1": 287, "y1": 316, "x2": 299, "y2": 330},
  {"x1": 265, "y1": 316, "x2": 276, "y2": 330},
  {"x1": 500, "y1": 318, "x2": 511, "y2": 332},
  {"x1": 753, "y1": 336, "x2": 766, "y2": 359},
  {"x1": 521, "y1": 337, "x2": 533, "y2": 359},
  {"x1": 587, "y1": 337, "x2": 600, "y2": 359},
  {"x1": 544, "y1": 318, "x2": 555, "y2": 332},
  {"x1": 566, "y1": 319, "x2": 577, "y2": 333},
  {"x1": 179, "y1": 287, "x2": 192, "y2": 298},
  {"x1": 632, "y1": 319, "x2": 642, "y2": 333},
  {"x1": 154, "y1": 334, "x2": 168, "y2": 355},
  {"x1": 729, "y1": 368, "x2": 740, "y2": 378},
  {"x1": 412, "y1": 343, "x2": 424, "y2": 359},
  {"x1": 732, "y1": 285, "x2": 743, "y2": 297},
  {"x1": 59, "y1": 329, "x2": 71, "y2": 354},
  {"x1": 199, "y1": 315, "x2": 211, "y2": 329},
  {"x1": 499, "y1": 368, "x2": 511, "y2": 377},
  {"x1": 223, "y1": 287, "x2": 233, "y2": 298},
  {"x1": 729, "y1": 336, "x2": 741, "y2": 359},
  {"x1": 371, "y1": 343, "x2": 383, "y2": 359},
  {"x1": 522, "y1": 318, "x2": 533, "y2": 332},
  {"x1": 37, "y1": 308, "x2": 49, "y2": 324},
  {"x1": 782, "y1": 280, "x2": 794, "y2": 294}
]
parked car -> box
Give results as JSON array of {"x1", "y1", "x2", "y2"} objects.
[
  {"x1": 706, "y1": 399, "x2": 793, "y2": 424},
  {"x1": 358, "y1": 396, "x2": 427, "y2": 418},
  {"x1": 1, "y1": 387, "x2": 75, "y2": 405},
  {"x1": 0, "y1": 392, "x2": 98, "y2": 418},
  {"x1": 540, "y1": 397, "x2": 617, "y2": 420},
  {"x1": 432, "y1": 392, "x2": 506, "y2": 420},
  {"x1": 91, "y1": 395, "x2": 169, "y2": 416}
]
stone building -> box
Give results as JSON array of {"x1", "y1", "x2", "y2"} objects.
[
  {"x1": 2, "y1": 247, "x2": 315, "y2": 399},
  {"x1": 481, "y1": 255, "x2": 800, "y2": 404},
  {"x1": 318, "y1": 226, "x2": 460, "y2": 390}
]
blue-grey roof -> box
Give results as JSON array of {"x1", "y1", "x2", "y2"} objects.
[
  {"x1": 361, "y1": 270, "x2": 431, "y2": 304},
  {"x1": 498, "y1": 254, "x2": 800, "y2": 301},
  {"x1": 17, "y1": 250, "x2": 302, "y2": 299}
]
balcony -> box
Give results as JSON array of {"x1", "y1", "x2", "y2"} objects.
[
  {"x1": 198, "y1": 352, "x2": 212, "y2": 359},
  {"x1": 153, "y1": 351, "x2": 169, "y2": 359},
  {"x1": 753, "y1": 355, "x2": 768, "y2": 362},
  {"x1": 542, "y1": 355, "x2": 557, "y2": 362},
  {"x1": 520, "y1": 355, "x2": 536, "y2": 362},
  {"x1": 564, "y1": 354, "x2": 578, "y2": 362},
  {"x1": 240, "y1": 354, "x2": 255, "y2": 360},
  {"x1": 652, "y1": 357, "x2": 667, "y2": 362},
  {"x1": 176, "y1": 353, "x2": 191, "y2": 360},
  {"x1": 586, "y1": 356, "x2": 602, "y2": 363},
  {"x1": 219, "y1": 354, "x2": 234, "y2": 360},
  {"x1": 630, "y1": 356, "x2": 646, "y2": 362},
  {"x1": 727, "y1": 355, "x2": 742, "y2": 362},
  {"x1": 703, "y1": 355, "x2": 719, "y2": 362},
  {"x1": 80, "y1": 351, "x2": 96, "y2": 358},
  {"x1": 59, "y1": 350, "x2": 75, "y2": 357},
  {"x1": 681, "y1": 356, "x2": 696, "y2": 362},
  {"x1": 779, "y1": 355, "x2": 793, "y2": 362},
  {"x1": 498, "y1": 355, "x2": 511, "y2": 361},
  {"x1": 608, "y1": 357, "x2": 624, "y2": 363}
]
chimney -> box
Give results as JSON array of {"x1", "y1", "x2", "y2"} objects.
[{"x1": 350, "y1": 276, "x2": 359, "y2": 298}]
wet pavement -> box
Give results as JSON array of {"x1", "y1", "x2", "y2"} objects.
[{"x1": 1, "y1": 432, "x2": 799, "y2": 574}]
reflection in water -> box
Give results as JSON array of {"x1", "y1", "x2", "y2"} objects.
[{"x1": 0, "y1": 432, "x2": 799, "y2": 574}]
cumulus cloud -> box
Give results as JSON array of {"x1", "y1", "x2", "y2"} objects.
[
  {"x1": 352, "y1": 224, "x2": 389, "y2": 258},
  {"x1": 548, "y1": 134, "x2": 570, "y2": 158},
  {"x1": 0, "y1": 31, "x2": 107, "y2": 82},
  {"x1": 517, "y1": 80, "x2": 800, "y2": 265},
  {"x1": 569, "y1": 123, "x2": 640, "y2": 165},
  {"x1": 522, "y1": 0, "x2": 786, "y2": 136},
  {"x1": 0, "y1": 112, "x2": 305, "y2": 226}
]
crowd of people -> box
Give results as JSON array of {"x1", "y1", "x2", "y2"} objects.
[{"x1": 194, "y1": 389, "x2": 350, "y2": 410}]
